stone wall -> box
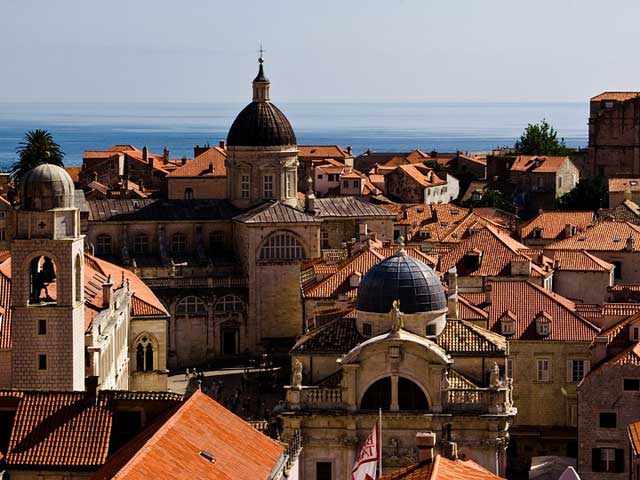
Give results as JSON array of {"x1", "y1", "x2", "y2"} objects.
[
  {"x1": 167, "y1": 177, "x2": 227, "y2": 200},
  {"x1": 553, "y1": 270, "x2": 612, "y2": 304}
]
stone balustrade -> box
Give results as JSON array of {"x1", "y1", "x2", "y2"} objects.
[
  {"x1": 141, "y1": 275, "x2": 248, "y2": 289},
  {"x1": 444, "y1": 386, "x2": 514, "y2": 415},
  {"x1": 286, "y1": 386, "x2": 343, "y2": 410}
]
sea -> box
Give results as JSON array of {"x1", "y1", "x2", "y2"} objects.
[{"x1": 0, "y1": 102, "x2": 589, "y2": 168}]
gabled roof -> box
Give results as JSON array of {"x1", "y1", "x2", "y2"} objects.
[
  {"x1": 88, "y1": 199, "x2": 239, "y2": 222},
  {"x1": 547, "y1": 221, "x2": 640, "y2": 251},
  {"x1": 233, "y1": 201, "x2": 319, "y2": 224},
  {"x1": 629, "y1": 421, "x2": 640, "y2": 457},
  {"x1": 311, "y1": 197, "x2": 396, "y2": 218},
  {"x1": 510, "y1": 156, "x2": 569, "y2": 174},
  {"x1": 544, "y1": 250, "x2": 614, "y2": 272},
  {"x1": 520, "y1": 211, "x2": 595, "y2": 240},
  {"x1": 92, "y1": 391, "x2": 284, "y2": 480},
  {"x1": 462, "y1": 281, "x2": 599, "y2": 341},
  {"x1": 603, "y1": 342, "x2": 640, "y2": 367},
  {"x1": 298, "y1": 145, "x2": 350, "y2": 158},
  {"x1": 291, "y1": 316, "x2": 363, "y2": 355},
  {"x1": 591, "y1": 92, "x2": 640, "y2": 102},
  {"x1": 395, "y1": 164, "x2": 445, "y2": 188},
  {"x1": 380, "y1": 455, "x2": 503, "y2": 480},
  {"x1": 436, "y1": 319, "x2": 506, "y2": 354},
  {"x1": 167, "y1": 147, "x2": 226, "y2": 178},
  {"x1": 437, "y1": 226, "x2": 548, "y2": 277}
]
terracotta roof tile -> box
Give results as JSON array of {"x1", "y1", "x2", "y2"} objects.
[
  {"x1": 311, "y1": 197, "x2": 396, "y2": 218},
  {"x1": 92, "y1": 391, "x2": 284, "y2": 480},
  {"x1": 520, "y1": 211, "x2": 595, "y2": 240},
  {"x1": 167, "y1": 147, "x2": 226, "y2": 178},
  {"x1": 291, "y1": 316, "x2": 363, "y2": 354},
  {"x1": 609, "y1": 178, "x2": 640, "y2": 192},
  {"x1": 510, "y1": 156, "x2": 569, "y2": 174},
  {"x1": 298, "y1": 145, "x2": 349, "y2": 158},
  {"x1": 380, "y1": 455, "x2": 503, "y2": 479},
  {"x1": 462, "y1": 281, "x2": 599, "y2": 341},
  {"x1": 65, "y1": 166, "x2": 81, "y2": 183},
  {"x1": 598, "y1": 199, "x2": 640, "y2": 223},
  {"x1": 544, "y1": 250, "x2": 614, "y2": 272},
  {"x1": 547, "y1": 221, "x2": 640, "y2": 251},
  {"x1": 436, "y1": 319, "x2": 506, "y2": 354},
  {"x1": 592, "y1": 92, "x2": 640, "y2": 102},
  {"x1": 629, "y1": 421, "x2": 640, "y2": 455}
]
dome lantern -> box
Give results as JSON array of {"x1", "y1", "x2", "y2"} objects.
[{"x1": 20, "y1": 163, "x2": 75, "y2": 211}]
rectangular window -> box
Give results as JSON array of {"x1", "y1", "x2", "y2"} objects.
[
  {"x1": 343, "y1": 180, "x2": 349, "y2": 188},
  {"x1": 425, "y1": 324, "x2": 436, "y2": 336},
  {"x1": 592, "y1": 447, "x2": 624, "y2": 473},
  {"x1": 507, "y1": 359, "x2": 514, "y2": 379},
  {"x1": 624, "y1": 378, "x2": 640, "y2": 390},
  {"x1": 320, "y1": 229, "x2": 329, "y2": 249},
  {"x1": 536, "y1": 358, "x2": 551, "y2": 382},
  {"x1": 263, "y1": 175, "x2": 274, "y2": 198},
  {"x1": 316, "y1": 461, "x2": 332, "y2": 480},
  {"x1": 353, "y1": 180, "x2": 359, "y2": 188},
  {"x1": 38, "y1": 354, "x2": 47, "y2": 370},
  {"x1": 0, "y1": 211, "x2": 6, "y2": 218},
  {"x1": 569, "y1": 359, "x2": 589, "y2": 383},
  {"x1": 0, "y1": 229, "x2": 5, "y2": 241},
  {"x1": 599, "y1": 412, "x2": 617, "y2": 428},
  {"x1": 613, "y1": 260, "x2": 622, "y2": 279},
  {"x1": 317, "y1": 174, "x2": 323, "y2": 180},
  {"x1": 38, "y1": 319, "x2": 46, "y2": 335},
  {"x1": 241, "y1": 175, "x2": 250, "y2": 198},
  {"x1": 632, "y1": 326, "x2": 640, "y2": 341}
]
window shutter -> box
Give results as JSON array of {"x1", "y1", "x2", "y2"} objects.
[
  {"x1": 567, "y1": 360, "x2": 573, "y2": 383},
  {"x1": 592, "y1": 448, "x2": 601, "y2": 472},
  {"x1": 615, "y1": 449, "x2": 624, "y2": 473}
]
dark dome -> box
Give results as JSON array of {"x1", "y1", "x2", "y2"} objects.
[
  {"x1": 357, "y1": 251, "x2": 446, "y2": 314},
  {"x1": 227, "y1": 101, "x2": 297, "y2": 147},
  {"x1": 20, "y1": 163, "x2": 75, "y2": 211}
]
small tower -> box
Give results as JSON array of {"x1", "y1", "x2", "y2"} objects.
[
  {"x1": 226, "y1": 52, "x2": 299, "y2": 208},
  {"x1": 11, "y1": 163, "x2": 86, "y2": 391}
]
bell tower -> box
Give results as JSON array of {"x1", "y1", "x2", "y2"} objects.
[{"x1": 11, "y1": 164, "x2": 85, "y2": 391}]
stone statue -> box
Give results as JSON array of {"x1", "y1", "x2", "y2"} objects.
[
  {"x1": 390, "y1": 300, "x2": 404, "y2": 332},
  {"x1": 441, "y1": 369, "x2": 451, "y2": 390},
  {"x1": 489, "y1": 362, "x2": 501, "y2": 388},
  {"x1": 292, "y1": 359, "x2": 303, "y2": 388}
]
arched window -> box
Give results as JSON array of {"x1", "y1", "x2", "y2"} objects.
[
  {"x1": 135, "y1": 334, "x2": 155, "y2": 372},
  {"x1": 259, "y1": 233, "x2": 305, "y2": 261},
  {"x1": 133, "y1": 233, "x2": 150, "y2": 255},
  {"x1": 215, "y1": 294, "x2": 244, "y2": 312},
  {"x1": 29, "y1": 256, "x2": 57, "y2": 304},
  {"x1": 361, "y1": 377, "x2": 391, "y2": 410},
  {"x1": 176, "y1": 296, "x2": 206, "y2": 316},
  {"x1": 360, "y1": 377, "x2": 428, "y2": 411},
  {"x1": 75, "y1": 254, "x2": 82, "y2": 303},
  {"x1": 184, "y1": 187, "x2": 193, "y2": 200},
  {"x1": 96, "y1": 234, "x2": 112, "y2": 255},
  {"x1": 398, "y1": 377, "x2": 428, "y2": 410},
  {"x1": 172, "y1": 232, "x2": 186, "y2": 255}
]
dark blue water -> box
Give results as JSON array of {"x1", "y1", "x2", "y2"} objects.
[{"x1": 0, "y1": 102, "x2": 589, "y2": 167}]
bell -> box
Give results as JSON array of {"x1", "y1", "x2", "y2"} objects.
[{"x1": 40, "y1": 257, "x2": 56, "y2": 284}]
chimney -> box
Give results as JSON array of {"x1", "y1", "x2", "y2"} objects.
[
  {"x1": 142, "y1": 146, "x2": 148, "y2": 164},
  {"x1": 627, "y1": 236, "x2": 634, "y2": 252},
  {"x1": 85, "y1": 375, "x2": 99, "y2": 404},
  {"x1": 163, "y1": 147, "x2": 169, "y2": 164},
  {"x1": 447, "y1": 267, "x2": 458, "y2": 296},
  {"x1": 209, "y1": 162, "x2": 215, "y2": 174},
  {"x1": 102, "y1": 274, "x2": 114, "y2": 309},
  {"x1": 592, "y1": 335, "x2": 609, "y2": 364},
  {"x1": 181, "y1": 156, "x2": 187, "y2": 165},
  {"x1": 219, "y1": 140, "x2": 225, "y2": 149},
  {"x1": 415, "y1": 432, "x2": 436, "y2": 463},
  {"x1": 484, "y1": 283, "x2": 492, "y2": 305},
  {"x1": 346, "y1": 146, "x2": 353, "y2": 156}
]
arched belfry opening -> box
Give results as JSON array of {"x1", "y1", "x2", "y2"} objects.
[
  {"x1": 360, "y1": 376, "x2": 429, "y2": 412},
  {"x1": 361, "y1": 377, "x2": 392, "y2": 410},
  {"x1": 29, "y1": 256, "x2": 57, "y2": 304}
]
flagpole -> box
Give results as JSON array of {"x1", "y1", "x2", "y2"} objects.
[{"x1": 378, "y1": 407, "x2": 382, "y2": 478}]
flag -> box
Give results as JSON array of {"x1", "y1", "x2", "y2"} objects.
[{"x1": 352, "y1": 420, "x2": 379, "y2": 480}]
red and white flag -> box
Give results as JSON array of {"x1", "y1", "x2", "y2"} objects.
[{"x1": 352, "y1": 420, "x2": 380, "y2": 480}]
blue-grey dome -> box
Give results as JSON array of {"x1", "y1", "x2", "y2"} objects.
[{"x1": 357, "y1": 250, "x2": 446, "y2": 314}]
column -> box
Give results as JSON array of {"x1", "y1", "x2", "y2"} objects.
[{"x1": 390, "y1": 374, "x2": 399, "y2": 412}]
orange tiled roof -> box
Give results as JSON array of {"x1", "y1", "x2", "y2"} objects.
[
  {"x1": 397, "y1": 164, "x2": 445, "y2": 188},
  {"x1": 5, "y1": 391, "x2": 113, "y2": 467},
  {"x1": 547, "y1": 221, "x2": 640, "y2": 251},
  {"x1": 544, "y1": 249, "x2": 614, "y2": 272},
  {"x1": 438, "y1": 226, "x2": 548, "y2": 277},
  {"x1": 592, "y1": 92, "x2": 640, "y2": 102},
  {"x1": 380, "y1": 455, "x2": 504, "y2": 480},
  {"x1": 520, "y1": 211, "x2": 595, "y2": 240},
  {"x1": 65, "y1": 166, "x2": 81, "y2": 183},
  {"x1": 629, "y1": 421, "x2": 640, "y2": 456},
  {"x1": 167, "y1": 147, "x2": 226, "y2": 178},
  {"x1": 608, "y1": 178, "x2": 640, "y2": 193},
  {"x1": 298, "y1": 145, "x2": 349, "y2": 158},
  {"x1": 510, "y1": 155, "x2": 569, "y2": 174},
  {"x1": 92, "y1": 390, "x2": 284, "y2": 480},
  {"x1": 462, "y1": 281, "x2": 599, "y2": 341}
]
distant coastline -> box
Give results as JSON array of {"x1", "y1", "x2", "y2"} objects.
[{"x1": 0, "y1": 102, "x2": 588, "y2": 167}]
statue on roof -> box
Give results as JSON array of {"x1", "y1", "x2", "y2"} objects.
[{"x1": 390, "y1": 300, "x2": 404, "y2": 332}]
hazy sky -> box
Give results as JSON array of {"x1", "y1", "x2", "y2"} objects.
[{"x1": 1, "y1": 0, "x2": 639, "y2": 103}]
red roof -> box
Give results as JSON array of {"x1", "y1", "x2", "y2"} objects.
[
  {"x1": 510, "y1": 156, "x2": 569, "y2": 174},
  {"x1": 167, "y1": 147, "x2": 226, "y2": 178},
  {"x1": 462, "y1": 281, "x2": 599, "y2": 341},
  {"x1": 592, "y1": 92, "x2": 640, "y2": 102},
  {"x1": 92, "y1": 390, "x2": 284, "y2": 480},
  {"x1": 520, "y1": 211, "x2": 595, "y2": 240},
  {"x1": 380, "y1": 455, "x2": 503, "y2": 479},
  {"x1": 547, "y1": 221, "x2": 640, "y2": 251},
  {"x1": 298, "y1": 145, "x2": 349, "y2": 158}
]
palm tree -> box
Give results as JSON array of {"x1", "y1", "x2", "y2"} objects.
[{"x1": 12, "y1": 129, "x2": 64, "y2": 179}]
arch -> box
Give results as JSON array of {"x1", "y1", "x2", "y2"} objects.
[
  {"x1": 134, "y1": 332, "x2": 158, "y2": 372},
  {"x1": 359, "y1": 374, "x2": 431, "y2": 412},
  {"x1": 259, "y1": 231, "x2": 305, "y2": 261},
  {"x1": 184, "y1": 187, "x2": 194, "y2": 200},
  {"x1": 28, "y1": 255, "x2": 58, "y2": 305},
  {"x1": 133, "y1": 233, "x2": 150, "y2": 255},
  {"x1": 215, "y1": 294, "x2": 244, "y2": 313},
  {"x1": 96, "y1": 234, "x2": 113, "y2": 255},
  {"x1": 176, "y1": 295, "x2": 206, "y2": 316},
  {"x1": 172, "y1": 232, "x2": 187, "y2": 256},
  {"x1": 74, "y1": 253, "x2": 82, "y2": 303}
]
